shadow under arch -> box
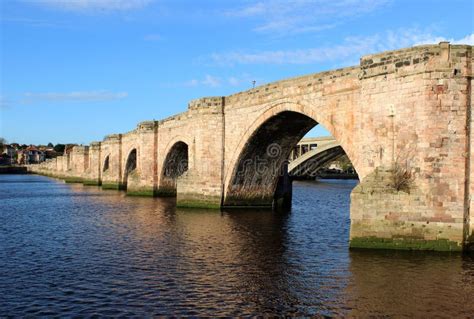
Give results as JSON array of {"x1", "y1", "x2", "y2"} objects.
[
  {"x1": 223, "y1": 108, "x2": 358, "y2": 210},
  {"x1": 103, "y1": 155, "x2": 110, "y2": 172},
  {"x1": 123, "y1": 148, "x2": 137, "y2": 189},
  {"x1": 159, "y1": 141, "x2": 189, "y2": 196}
]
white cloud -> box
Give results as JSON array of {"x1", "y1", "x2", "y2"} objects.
[
  {"x1": 22, "y1": 90, "x2": 128, "y2": 103},
  {"x1": 209, "y1": 30, "x2": 473, "y2": 66},
  {"x1": 415, "y1": 33, "x2": 474, "y2": 45},
  {"x1": 186, "y1": 75, "x2": 221, "y2": 88},
  {"x1": 227, "y1": 2, "x2": 266, "y2": 17},
  {"x1": 0, "y1": 17, "x2": 66, "y2": 28},
  {"x1": 185, "y1": 74, "x2": 258, "y2": 88},
  {"x1": 25, "y1": 0, "x2": 153, "y2": 13},
  {"x1": 225, "y1": 0, "x2": 390, "y2": 36},
  {"x1": 202, "y1": 75, "x2": 221, "y2": 88}
]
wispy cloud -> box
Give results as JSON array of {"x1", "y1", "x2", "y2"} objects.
[
  {"x1": 22, "y1": 90, "x2": 128, "y2": 103},
  {"x1": 24, "y1": 0, "x2": 153, "y2": 13},
  {"x1": 0, "y1": 95, "x2": 11, "y2": 109},
  {"x1": 225, "y1": 0, "x2": 390, "y2": 36},
  {"x1": 185, "y1": 75, "x2": 221, "y2": 88},
  {"x1": 209, "y1": 29, "x2": 474, "y2": 66},
  {"x1": 185, "y1": 74, "x2": 258, "y2": 88},
  {"x1": 0, "y1": 17, "x2": 67, "y2": 28},
  {"x1": 415, "y1": 33, "x2": 474, "y2": 46}
]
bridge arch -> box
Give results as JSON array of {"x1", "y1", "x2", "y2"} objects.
[
  {"x1": 159, "y1": 140, "x2": 189, "y2": 196},
  {"x1": 123, "y1": 148, "x2": 137, "y2": 189},
  {"x1": 223, "y1": 102, "x2": 358, "y2": 208}
]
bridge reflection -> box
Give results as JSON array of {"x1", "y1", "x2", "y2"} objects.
[{"x1": 61, "y1": 179, "x2": 473, "y2": 316}]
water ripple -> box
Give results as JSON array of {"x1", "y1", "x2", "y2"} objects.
[{"x1": 0, "y1": 175, "x2": 473, "y2": 316}]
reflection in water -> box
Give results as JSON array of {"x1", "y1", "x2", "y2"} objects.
[
  {"x1": 0, "y1": 176, "x2": 473, "y2": 316},
  {"x1": 347, "y1": 250, "x2": 474, "y2": 318}
]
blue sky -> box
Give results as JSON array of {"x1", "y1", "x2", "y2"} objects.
[{"x1": 0, "y1": 0, "x2": 472, "y2": 145}]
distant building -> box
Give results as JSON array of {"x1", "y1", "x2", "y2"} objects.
[
  {"x1": 17, "y1": 146, "x2": 45, "y2": 164},
  {"x1": 39, "y1": 146, "x2": 58, "y2": 159},
  {"x1": 1, "y1": 144, "x2": 17, "y2": 165},
  {"x1": 2, "y1": 144, "x2": 16, "y2": 158}
]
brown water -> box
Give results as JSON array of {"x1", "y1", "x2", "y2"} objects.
[{"x1": 1, "y1": 175, "x2": 473, "y2": 317}]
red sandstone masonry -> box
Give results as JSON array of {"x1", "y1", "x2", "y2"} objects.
[{"x1": 28, "y1": 43, "x2": 474, "y2": 250}]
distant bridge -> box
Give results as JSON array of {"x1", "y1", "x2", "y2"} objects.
[
  {"x1": 288, "y1": 137, "x2": 344, "y2": 177},
  {"x1": 29, "y1": 43, "x2": 474, "y2": 251}
]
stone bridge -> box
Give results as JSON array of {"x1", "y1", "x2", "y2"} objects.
[{"x1": 30, "y1": 43, "x2": 473, "y2": 251}]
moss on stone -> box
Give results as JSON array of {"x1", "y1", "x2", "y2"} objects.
[
  {"x1": 465, "y1": 232, "x2": 474, "y2": 251},
  {"x1": 350, "y1": 236, "x2": 462, "y2": 252},
  {"x1": 222, "y1": 204, "x2": 273, "y2": 209},
  {"x1": 64, "y1": 177, "x2": 84, "y2": 184},
  {"x1": 126, "y1": 188, "x2": 154, "y2": 197},
  {"x1": 83, "y1": 179, "x2": 101, "y2": 186},
  {"x1": 176, "y1": 200, "x2": 221, "y2": 209},
  {"x1": 224, "y1": 194, "x2": 273, "y2": 207},
  {"x1": 155, "y1": 189, "x2": 177, "y2": 197},
  {"x1": 102, "y1": 183, "x2": 121, "y2": 190}
]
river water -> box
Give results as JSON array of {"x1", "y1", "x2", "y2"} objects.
[{"x1": 1, "y1": 174, "x2": 473, "y2": 317}]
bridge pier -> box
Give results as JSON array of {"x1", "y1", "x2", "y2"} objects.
[
  {"x1": 176, "y1": 171, "x2": 223, "y2": 208},
  {"x1": 273, "y1": 166, "x2": 293, "y2": 211},
  {"x1": 350, "y1": 168, "x2": 464, "y2": 251},
  {"x1": 64, "y1": 146, "x2": 88, "y2": 184},
  {"x1": 101, "y1": 134, "x2": 123, "y2": 190},
  {"x1": 83, "y1": 142, "x2": 101, "y2": 185}
]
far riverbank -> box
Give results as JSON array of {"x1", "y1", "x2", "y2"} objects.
[{"x1": 0, "y1": 166, "x2": 28, "y2": 174}]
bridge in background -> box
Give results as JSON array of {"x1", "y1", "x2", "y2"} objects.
[
  {"x1": 289, "y1": 137, "x2": 345, "y2": 177},
  {"x1": 29, "y1": 43, "x2": 474, "y2": 251}
]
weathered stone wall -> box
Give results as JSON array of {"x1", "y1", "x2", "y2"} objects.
[
  {"x1": 26, "y1": 43, "x2": 474, "y2": 250},
  {"x1": 119, "y1": 121, "x2": 158, "y2": 196},
  {"x1": 179, "y1": 98, "x2": 225, "y2": 208},
  {"x1": 222, "y1": 66, "x2": 360, "y2": 207},
  {"x1": 83, "y1": 142, "x2": 101, "y2": 185},
  {"x1": 65, "y1": 146, "x2": 89, "y2": 183},
  {"x1": 101, "y1": 134, "x2": 122, "y2": 189},
  {"x1": 156, "y1": 97, "x2": 224, "y2": 207},
  {"x1": 350, "y1": 43, "x2": 473, "y2": 251},
  {"x1": 131, "y1": 121, "x2": 158, "y2": 196},
  {"x1": 468, "y1": 49, "x2": 474, "y2": 249}
]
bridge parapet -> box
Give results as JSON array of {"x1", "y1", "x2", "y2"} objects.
[
  {"x1": 104, "y1": 133, "x2": 122, "y2": 141},
  {"x1": 360, "y1": 43, "x2": 472, "y2": 79},
  {"x1": 188, "y1": 96, "x2": 224, "y2": 110},
  {"x1": 225, "y1": 66, "x2": 360, "y2": 108},
  {"x1": 137, "y1": 120, "x2": 157, "y2": 131}
]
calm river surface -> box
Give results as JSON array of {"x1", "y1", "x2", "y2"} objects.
[{"x1": 1, "y1": 174, "x2": 473, "y2": 317}]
